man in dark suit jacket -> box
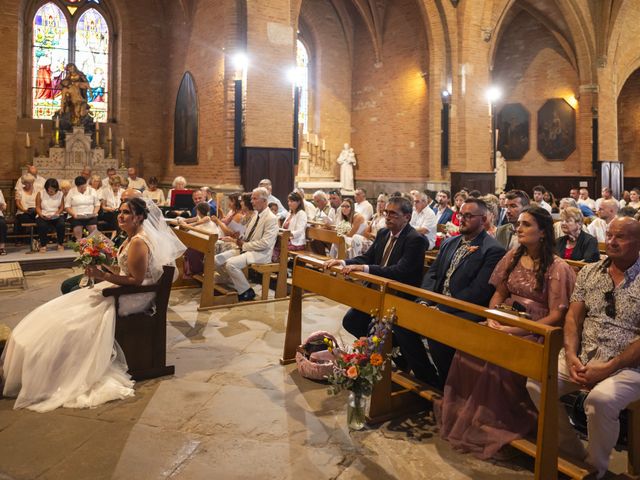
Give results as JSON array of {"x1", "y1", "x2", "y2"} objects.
[
  {"x1": 432, "y1": 190, "x2": 454, "y2": 225},
  {"x1": 394, "y1": 198, "x2": 506, "y2": 389},
  {"x1": 326, "y1": 196, "x2": 428, "y2": 339}
]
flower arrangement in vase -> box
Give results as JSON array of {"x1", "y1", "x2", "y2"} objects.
[{"x1": 326, "y1": 309, "x2": 398, "y2": 430}]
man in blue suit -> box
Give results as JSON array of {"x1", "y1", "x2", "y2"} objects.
[
  {"x1": 394, "y1": 198, "x2": 506, "y2": 389},
  {"x1": 432, "y1": 190, "x2": 454, "y2": 225},
  {"x1": 326, "y1": 195, "x2": 428, "y2": 339}
]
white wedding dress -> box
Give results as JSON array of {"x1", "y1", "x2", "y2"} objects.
[{"x1": 1, "y1": 232, "x2": 157, "y2": 412}]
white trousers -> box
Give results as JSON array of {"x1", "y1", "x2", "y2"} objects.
[{"x1": 527, "y1": 354, "x2": 640, "y2": 478}]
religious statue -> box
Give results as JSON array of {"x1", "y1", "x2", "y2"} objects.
[
  {"x1": 336, "y1": 143, "x2": 356, "y2": 192},
  {"x1": 495, "y1": 150, "x2": 507, "y2": 193},
  {"x1": 57, "y1": 63, "x2": 92, "y2": 127}
]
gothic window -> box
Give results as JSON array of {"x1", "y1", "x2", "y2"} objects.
[
  {"x1": 296, "y1": 38, "x2": 309, "y2": 133},
  {"x1": 31, "y1": 0, "x2": 110, "y2": 121}
]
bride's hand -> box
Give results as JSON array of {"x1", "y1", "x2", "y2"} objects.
[{"x1": 85, "y1": 265, "x2": 106, "y2": 280}]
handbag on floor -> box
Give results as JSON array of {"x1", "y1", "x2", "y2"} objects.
[{"x1": 295, "y1": 331, "x2": 341, "y2": 381}]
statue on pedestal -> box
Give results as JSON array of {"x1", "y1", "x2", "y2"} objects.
[
  {"x1": 495, "y1": 150, "x2": 507, "y2": 193},
  {"x1": 336, "y1": 143, "x2": 356, "y2": 192},
  {"x1": 57, "y1": 63, "x2": 93, "y2": 129}
]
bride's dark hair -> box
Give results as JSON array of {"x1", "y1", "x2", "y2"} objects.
[{"x1": 125, "y1": 197, "x2": 149, "y2": 220}]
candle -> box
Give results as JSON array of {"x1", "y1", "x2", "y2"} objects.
[
  {"x1": 40, "y1": 123, "x2": 44, "y2": 138},
  {"x1": 96, "y1": 126, "x2": 100, "y2": 146},
  {"x1": 304, "y1": 132, "x2": 309, "y2": 143},
  {"x1": 120, "y1": 138, "x2": 125, "y2": 150},
  {"x1": 314, "y1": 134, "x2": 319, "y2": 147},
  {"x1": 322, "y1": 139, "x2": 326, "y2": 151},
  {"x1": 25, "y1": 132, "x2": 31, "y2": 148},
  {"x1": 55, "y1": 117, "x2": 59, "y2": 129},
  {"x1": 108, "y1": 127, "x2": 112, "y2": 141}
]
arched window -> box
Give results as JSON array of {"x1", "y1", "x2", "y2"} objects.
[
  {"x1": 31, "y1": 0, "x2": 110, "y2": 121},
  {"x1": 296, "y1": 38, "x2": 309, "y2": 133}
]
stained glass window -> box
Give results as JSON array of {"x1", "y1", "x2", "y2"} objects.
[
  {"x1": 32, "y1": 3, "x2": 69, "y2": 120},
  {"x1": 296, "y1": 39, "x2": 309, "y2": 133},
  {"x1": 31, "y1": 1, "x2": 109, "y2": 121},
  {"x1": 75, "y1": 8, "x2": 109, "y2": 122}
]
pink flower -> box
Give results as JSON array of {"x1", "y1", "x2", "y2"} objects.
[{"x1": 346, "y1": 365, "x2": 359, "y2": 379}]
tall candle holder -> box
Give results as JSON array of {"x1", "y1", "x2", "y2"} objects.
[
  {"x1": 54, "y1": 127, "x2": 60, "y2": 147},
  {"x1": 106, "y1": 138, "x2": 113, "y2": 159},
  {"x1": 25, "y1": 144, "x2": 32, "y2": 166},
  {"x1": 119, "y1": 146, "x2": 126, "y2": 169},
  {"x1": 39, "y1": 131, "x2": 46, "y2": 158}
]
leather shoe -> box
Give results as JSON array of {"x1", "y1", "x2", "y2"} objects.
[{"x1": 238, "y1": 288, "x2": 256, "y2": 302}]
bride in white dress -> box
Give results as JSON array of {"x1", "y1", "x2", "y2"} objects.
[{"x1": 1, "y1": 197, "x2": 185, "y2": 412}]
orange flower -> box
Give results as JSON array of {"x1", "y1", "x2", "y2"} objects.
[
  {"x1": 370, "y1": 353, "x2": 383, "y2": 367},
  {"x1": 346, "y1": 365, "x2": 359, "y2": 379}
]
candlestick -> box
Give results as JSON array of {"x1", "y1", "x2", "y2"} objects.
[
  {"x1": 95, "y1": 126, "x2": 100, "y2": 147},
  {"x1": 119, "y1": 144, "x2": 126, "y2": 169},
  {"x1": 55, "y1": 117, "x2": 60, "y2": 130},
  {"x1": 25, "y1": 133, "x2": 31, "y2": 148},
  {"x1": 120, "y1": 138, "x2": 125, "y2": 150},
  {"x1": 314, "y1": 134, "x2": 318, "y2": 147},
  {"x1": 55, "y1": 129, "x2": 60, "y2": 147},
  {"x1": 304, "y1": 132, "x2": 309, "y2": 143},
  {"x1": 108, "y1": 127, "x2": 112, "y2": 141},
  {"x1": 322, "y1": 139, "x2": 326, "y2": 151},
  {"x1": 39, "y1": 123, "x2": 44, "y2": 138}
]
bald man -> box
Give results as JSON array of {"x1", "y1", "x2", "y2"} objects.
[
  {"x1": 15, "y1": 165, "x2": 45, "y2": 192},
  {"x1": 527, "y1": 217, "x2": 640, "y2": 478}
]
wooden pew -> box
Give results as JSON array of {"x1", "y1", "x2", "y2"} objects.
[
  {"x1": 248, "y1": 230, "x2": 291, "y2": 301},
  {"x1": 289, "y1": 224, "x2": 347, "y2": 260},
  {"x1": 369, "y1": 281, "x2": 567, "y2": 479},
  {"x1": 281, "y1": 255, "x2": 389, "y2": 364},
  {"x1": 103, "y1": 265, "x2": 175, "y2": 380},
  {"x1": 172, "y1": 223, "x2": 238, "y2": 309}
]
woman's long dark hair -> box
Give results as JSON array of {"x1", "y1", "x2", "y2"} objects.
[
  {"x1": 288, "y1": 191, "x2": 304, "y2": 213},
  {"x1": 505, "y1": 206, "x2": 556, "y2": 291}
]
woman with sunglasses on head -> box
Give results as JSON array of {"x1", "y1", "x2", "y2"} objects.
[{"x1": 438, "y1": 206, "x2": 576, "y2": 460}]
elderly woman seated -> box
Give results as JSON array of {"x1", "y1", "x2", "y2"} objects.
[
  {"x1": 14, "y1": 173, "x2": 38, "y2": 244},
  {"x1": 556, "y1": 206, "x2": 600, "y2": 262}
]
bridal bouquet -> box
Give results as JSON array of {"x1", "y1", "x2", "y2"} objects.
[
  {"x1": 326, "y1": 309, "x2": 398, "y2": 429},
  {"x1": 67, "y1": 231, "x2": 117, "y2": 287}
]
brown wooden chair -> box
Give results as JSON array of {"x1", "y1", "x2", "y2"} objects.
[{"x1": 102, "y1": 265, "x2": 175, "y2": 380}]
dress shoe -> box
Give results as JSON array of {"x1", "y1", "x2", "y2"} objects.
[{"x1": 238, "y1": 287, "x2": 256, "y2": 302}]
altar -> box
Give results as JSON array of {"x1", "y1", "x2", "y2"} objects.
[
  {"x1": 23, "y1": 127, "x2": 126, "y2": 182},
  {"x1": 295, "y1": 139, "x2": 354, "y2": 196}
]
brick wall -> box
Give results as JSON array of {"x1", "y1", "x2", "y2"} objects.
[
  {"x1": 350, "y1": 0, "x2": 430, "y2": 183},
  {"x1": 492, "y1": 11, "x2": 584, "y2": 178}
]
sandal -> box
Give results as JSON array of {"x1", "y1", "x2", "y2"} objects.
[{"x1": 0, "y1": 248, "x2": 6, "y2": 256}]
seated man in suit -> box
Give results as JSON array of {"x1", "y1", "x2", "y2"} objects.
[
  {"x1": 394, "y1": 198, "x2": 506, "y2": 389},
  {"x1": 495, "y1": 189, "x2": 529, "y2": 250},
  {"x1": 215, "y1": 187, "x2": 279, "y2": 301},
  {"x1": 433, "y1": 190, "x2": 454, "y2": 225},
  {"x1": 325, "y1": 195, "x2": 428, "y2": 338}
]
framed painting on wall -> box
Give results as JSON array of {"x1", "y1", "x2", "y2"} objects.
[
  {"x1": 497, "y1": 103, "x2": 530, "y2": 160},
  {"x1": 537, "y1": 98, "x2": 576, "y2": 160}
]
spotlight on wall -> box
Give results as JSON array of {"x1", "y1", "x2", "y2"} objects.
[
  {"x1": 486, "y1": 86, "x2": 502, "y2": 103},
  {"x1": 565, "y1": 94, "x2": 578, "y2": 109},
  {"x1": 287, "y1": 66, "x2": 305, "y2": 86},
  {"x1": 441, "y1": 90, "x2": 451, "y2": 104},
  {"x1": 232, "y1": 52, "x2": 249, "y2": 73}
]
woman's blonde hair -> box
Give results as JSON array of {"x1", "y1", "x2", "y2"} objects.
[
  {"x1": 21, "y1": 173, "x2": 35, "y2": 184},
  {"x1": 560, "y1": 206, "x2": 583, "y2": 225}
]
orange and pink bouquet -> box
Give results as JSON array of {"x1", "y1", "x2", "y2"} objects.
[{"x1": 67, "y1": 230, "x2": 117, "y2": 269}]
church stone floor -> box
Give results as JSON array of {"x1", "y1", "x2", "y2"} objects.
[{"x1": 0, "y1": 268, "x2": 630, "y2": 479}]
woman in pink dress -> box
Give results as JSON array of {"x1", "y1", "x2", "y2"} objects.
[{"x1": 437, "y1": 206, "x2": 576, "y2": 459}]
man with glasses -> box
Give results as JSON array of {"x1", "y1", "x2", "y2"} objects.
[
  {"x1": 410, "y1": 192, "x2": 437, "y2": 250},
  {"x1": 394, "y1": 198, "x2": 506, "y2": 389},
  {"x1": 527, "y1": 217, "x2": 640, "y2": 478},
  {"x1": 325, "y1": 196, "x2": 427, "y2": 339},
  {"x1": 495, "y1": 189, "x2": 529, "y2": 250}
]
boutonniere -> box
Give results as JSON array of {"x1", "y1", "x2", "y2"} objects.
[{"x1": 466, "y1": 245, "x2": 479, "y2": 254}]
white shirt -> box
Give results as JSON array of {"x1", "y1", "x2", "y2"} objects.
[
  {"x1": 65, "y1": 189, "x2": 99, "y2": 216},
  {"x1": 16, "y1": 188, "x2": 38, "y2": 210},
  {"x1": 101, "y1": 187, "x2": 124, "y2": 209},
  {"x1": 587, "y1": 218, "x2": 609, "y2": 243},
  {"x1": 38, "y1": 190, "x2": 63, "y2": 217},
  {"x1": 284, "y1": 210, "x2": 308, "y2": 246},
  {"x1": 143, "y1": 188, "x2": 165, "y2": 205},
  {"x1": 15, "y1": 175, "x2": 45, "y2": 193},
  {"x1": 0, "y1": 189, "x2": 5, "y2": 217},
  {"x1": 577, "y1": 197, "x2": 596, "y2": 211},
  {"x1": 127, "y1": 177, "x2": 148, "y2": 191},
  {"x1": 538, "y1": 200, "x2": 552, "y2": 213},
  {"x1": 355, "y1": 200, "x2": 374, "y2": 221},
  {"x1": 410, "y1": 207, "x2": 437, "y2": 249},
  {"x1": 303, "y1": 200, "x2": 316, "y2": 221},
  {"x1": 102, "y1": 177, "x2": 110, "y2": 187},
  {"x1": 327, "y1": 207, "x2": 339, "y2": 226}
]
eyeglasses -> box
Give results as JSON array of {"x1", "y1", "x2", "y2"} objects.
[
  {"x1": 328, "y1": 190, "x2": 340, "y2": 195},
  {"x1": 340, "y1": 205, "x2": 351, "y2": 209},
  {"x1": 460, "y1": 213, "x2": 483, "y2": 220},
  {"x1": 383, "y1": 210, "x2": 401, "y2": 218},
  {"x1": 604, "y1": 290, "x2": 616, "y2": 318}
]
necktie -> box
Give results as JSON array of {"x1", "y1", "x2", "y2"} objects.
[
  {"x1": 381, "y1": 235, "x2": 397, "y2": 267},
  {"x1": 244, "y1": 213, "x2": 260, "y2": 242}
]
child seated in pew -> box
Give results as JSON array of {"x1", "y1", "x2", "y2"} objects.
[
  {"x1": 272, "y1": 191, "x2": 307, "y2": 262},
  {"x1": 436, "y1": 207, "x2": 576, "y2": 460},
  {"x1": 181, "y1": 202, "x2": 222, "y2": 278}
]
